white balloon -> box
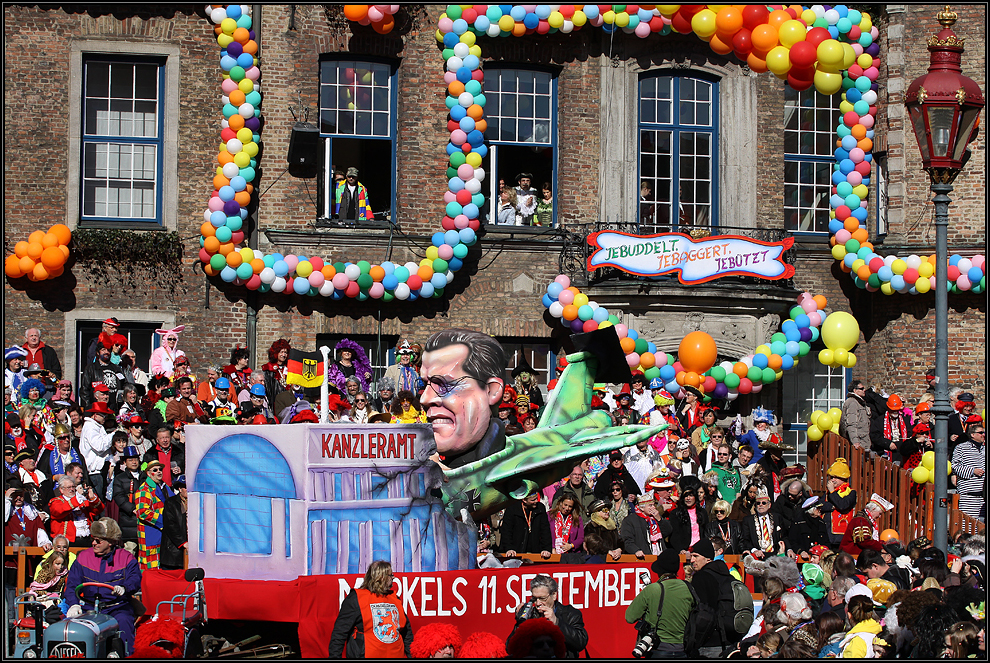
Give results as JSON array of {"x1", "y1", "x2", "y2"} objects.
[
  {"x1": 884, "y1": 254, "x2": 897, "y2": 267},
  {"x1": 203, "y1": 209, "x2": 213, "y2": 223},
  {"x1": 861, "y1": 90, "x2": 878, "y2": 105},
  {"x1": 271, "y1": 276, "x2": 287, "y2": 292},
  {"x1": 719, "y1": 361, "x2": 734, "y2": 372},
  {"x1": 222, "y1": 95, "x2": 230, "y2": 106},
  {"x1": 260, "y1": 267, "x2": 276, "y2": 284},
  {"x1": 811, "y1": 5, "x2": 826, "y2": 18},
  {"x1": 824, "y1": 9, "x2": 840, "y2": 24},
  {"x1": 465, "y1": 178, "x2": 482, "y2": 194},
  {"x1": 957, "y1": 257, "x2": 973, "y2": 273},
  {"x1": 726, "y1": 390, "x2": 739, "y2": 401},
  {"x1": 561, "y1": 20, "x2": 573, "y2": 33},
  {"x1": 226, "y1": 138, "x2": 243, "y2": 154},
  {"x1": 446, "y1": 56, "x2": 464, "y2": 72},
  {"x1": 404, "y1": 261, "x2": 420, "y2": 272},
  {"x1": 210, "y1": 8, "x2": 227, "y2": 24},
  {"x1": 394, "y1": 283, "x2": 411, "y2": 300},
  {"x1": 473, "y1": 167, "x2": 485, "y2": 181},
  {"x1": 487, "y1": 24, "x2": 501, "y2": 37},
  {"x1": 458, "y1": 92, "x2": 474, "y2": 107},
  {"x1": 221, "y1": 119, "x2": 229, "y2": 129},
  {"x1": 549, "y1": 302, "x2": 564, "y2": 317},
  {"x1": 344, "y1": 264, "x2": 361, "y2": 280},
  {"x1": 240, "y1": 5, "x2": 251, "y2": 16},
  {"x1": 905, "y1": 254, "x2": 922, "y2": 270},
  {"x1": 319, "y1": 280, "x2": 335, "y2": 296},
  {"x1": 223, "y1": 162, "x2": 240, "y2": 178},
  {"x1": 751, "y1": 384, "x2": 763, "y2": 394},
  {"x1": 445, "y1": 270, "x2": 454, "y2": 284},
  {"x1": 453, "y1": 43, "x2": 470, "y2": 58},
  {"x1": 588, "y1": 301, "x2": 599, "y2": 310},
  {"x1": 238, "y1": 103, "x2": 255, "y2": 118}
]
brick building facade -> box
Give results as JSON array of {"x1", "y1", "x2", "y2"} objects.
[{"x1": 4, "y1": 5, "x2": 985, "y2": 451}]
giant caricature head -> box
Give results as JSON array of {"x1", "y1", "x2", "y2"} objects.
[{"x1": 421, "y1": 329, "x2": 505, "y2": 459}]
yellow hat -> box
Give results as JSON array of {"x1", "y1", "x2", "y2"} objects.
[
  {"x1": 866, "y1": 578, "x2": 897, "y2": 604},
  {"x1": 827, "y1": 457, "x2": 851, "y2": 479}
]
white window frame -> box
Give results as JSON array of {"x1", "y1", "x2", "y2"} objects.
[
  {"x1": 782, "y1": 356, "x2": 847, "y2": 466},
  {"x1": 783, "y1": 86, "x2": 842, "y2": 234}
]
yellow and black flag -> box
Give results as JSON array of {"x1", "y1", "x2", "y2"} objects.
[{"x1": 286, "y1": 349, "x2": 324, "y2": 388}]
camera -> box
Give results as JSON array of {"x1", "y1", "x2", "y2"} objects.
[
  {"x1": 519, "y1": 598, "x2": 539, "y2": 621},
  {"x1": 632, "y1": 620, "x2": 656, "y2": 658}
]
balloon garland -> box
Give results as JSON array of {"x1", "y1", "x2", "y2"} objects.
[
  {"x1": 541, "y1": 274, "x2": 849, "y2": 402},
  {"x1": 4, "y1": 224, "x2": 73, "y2": 282},
  {"x1": 195, "y1": 5, "x2": 983, "y2": 301}
]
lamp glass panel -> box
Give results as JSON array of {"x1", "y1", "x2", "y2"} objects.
[
  {"x1": 951, "y1": 107, "x2": 981, "y2": 162},
  {"x1": 927, "y1": 106, "x2": 956, "y2": 157},
  {"x1": 907, "y1": 104, "x2": 930, "y2": 160}
]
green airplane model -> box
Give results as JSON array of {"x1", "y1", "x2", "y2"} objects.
[{"x1": 437, "y1": 330, "x2": 668, "y2": 520}]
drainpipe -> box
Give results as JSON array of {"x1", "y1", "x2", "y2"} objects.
[{"x1": 245, "y1": 3, "x2": 262, "y2": 365}]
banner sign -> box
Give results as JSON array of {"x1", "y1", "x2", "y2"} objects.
[{"x1": 587, "y1": 231, "x2": 795, "y2": 284}]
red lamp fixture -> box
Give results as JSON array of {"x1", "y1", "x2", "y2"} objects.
[{"x1": 904, "y1": 6, "x2": 985, "y2": 184}]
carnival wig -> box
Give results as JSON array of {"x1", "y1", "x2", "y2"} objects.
[
  {"x1": 267, "y1": 338, "x2": 291, "y2": 364},
  {"x1": 409, "y1": 622, "x2": 461, "y2": 658},
  {"x1": 458, "y1": 631, "x2": 507, "y2": 658},
  {"x1": 19, "y1": 378, "x2": 46, "y2": 401},
  {"x1": 326, "y1": 338, "x2": 372, "y2": 394},
  {"x1": 506, "y1": 618, "x2": 566, "y2": 659}
]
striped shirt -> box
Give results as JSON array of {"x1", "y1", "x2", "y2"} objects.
[{"x1": 951, "y1": 441, "x2": 985, "y2": 520}]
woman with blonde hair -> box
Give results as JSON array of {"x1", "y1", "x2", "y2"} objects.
[
  {"x1": 547, "y1": 491, "x2": 585, "y2": 554},
  {"x1": 328, "y1": 560, "x2": 412, "y2": 658},
  {"x1": 28, "y1": 551, "x2": 69, "y2": 609}
]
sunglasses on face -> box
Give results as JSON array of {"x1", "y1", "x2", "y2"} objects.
[
  {"x1": 57, "y1": 435, "x2": 70, "y2": 440},
  {"x1": 717, "y1": 452, "x2": 730, "y2": 457},
  {"x1": 714, "y1": 510, "x2": 726, "y2": 515},
  {"x1": 355, "y1": 399, "x2": 366, "y2": 403},
  {"x1": 756, "y1": 500, "x2": 771, "y2": 505}
]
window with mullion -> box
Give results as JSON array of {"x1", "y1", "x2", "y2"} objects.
[
  {"x1": 81, "y1": 57, "x2": 164, "y2": 224},
  {"x1": 782, "y1": 355, "x2": 846, "y2": 466},
  {"x1": 784, "y1": 85, "x2": 841, "y2": 233},
  {"x1": 638, "y1": 74, "x2": 717, "y2": 234}
]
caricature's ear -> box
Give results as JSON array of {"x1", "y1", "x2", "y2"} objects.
[{"x1": 485, "y1": 378, "x2": 504, "y2": 405}]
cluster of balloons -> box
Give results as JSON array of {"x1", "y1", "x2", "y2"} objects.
[
  {"x1": 543, "y1": 275, "x2": 832, "y2": 401},
  {"x1": 5, "y1": 224, "x2": 72, "y2": 281},
  {"x1": 911, "y1": 451, "x2": 951, "y2": 485},
  {"x1": 805, "y1": 406, "x2": 843, "y2": 441},
  {"x1": 342, "y1": 5, "x2": 400, "y2": 34},
  {"x1": 199, "y1": 5, "x2": 261, "y2": 283},
  {"x1": 435, "y1": 4, "x2": 671, "y2": 40},
  {"x1": 818, "y1": 309, "x2": 860, "y2": 368}
]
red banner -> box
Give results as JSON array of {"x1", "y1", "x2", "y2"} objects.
[{"x1": 143, "y1": 563, "x2": 657, "y2": 658}]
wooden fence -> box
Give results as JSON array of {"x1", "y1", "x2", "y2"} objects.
[{"x1": 807, "y1": 431, "x2": 985, "y2": 542}]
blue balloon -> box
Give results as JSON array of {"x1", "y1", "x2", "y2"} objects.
[
  {"x1": 753, "y1": 354, "x2": 769, "y2": 369},
  {"x1": 382, "y1": 274, "x2": 398, "y2": 290},
  {"x1": 659, "y1": 365, "x2": 676, "y2": 381},
  {"x1": 891, "y1": 275, "x2": 906, "y2": 291},
  {"x1": 210, "y1": 210, "x2": 227, "y2": 227},
  {"x1": 840, "y1": 135, "x2": 857, "y2": 151},
  {"x1": 459, "y1": 117, "x2": 476, "y2": 132},
  {"x1": 593, "y1": 307, "x2": 609, "y2": 323},
  {"x1": 455, "y1": 67, "x2": 472, "y2": 83},
  {"x1": 781, "y1": 354, "x2": 795, "y2": 370},
  {"x1": 448, "y1": 177, "x2": 464, "y2": 192},
  {"x1": 452, "y1": 18, "x2": 468, "y2": 34},
  {"x1": 542, "y1": 293, "x2": 554, "y2": 308},
  {"x1": 851, "y1": 206, "x2": 869, "y2": 221},
  {"x1": 785, "y1": 328, "x2": 802, "y2": 342},
  {"x1": 781, "y1": 319, "x2": 797, "y2": 332},
  {"x1": 432, "y1": 232, "x2": 446, "y2": 247},
  {"x1": 462, "y1": 203, "x2": 480, "y2": 219},
  {"x1": 831, "y1": 171, "x2": 846, "y2": 186},
  {"x1": 381, "y1": 261, "x2": 395, "y2": 275},
  {"x1": 547, "y1": 282, "x2": 563, "y2": 298},
  {"x1": 458, "y1": 228, "x2": 476, "y2": 244},
  {"x1": 450, "y1": 105, "x2": 466, "y2": 121},
  {"x1": 845, "y1": 88, "x2": 862, "y2": 103},
  {"x1": 443, "y1": 32, "x2": 459, "y2": 48},
  {"x1": 467, "y1": 130, "x2": 484, "y2": 146},
  {"x1": 463, "y1": 55, "x2": 480, "y2": 71},
  {"x1": 828, "y1": 219, "x2": 844, "y2": 234},
  {"x1": 795, "y1": 314, "x2": 811, "y2": 328},
  {"x1": 474, "y1": 144, "x2": 488, "y2": 157},
  {"x1": 431, "y1": 273, "x2": 448, "y2": 289},
  {"x1": 834, "y1": 147, "x2": 849, "y2": 161},
  {"x1": 646, "y1": 342, "x2": 657, "y2": 354},
  {"x1": 844, "y1": 253, "x2": 857, "y2": 268},
  {"x1": 219, "y1": 186, "x2": 235, "y2": 202},
  {"x1": 535, "y1": 5, "x2": 551, "y2": 19},
  {"x1": 220, "y1": 266, "x2": 237, "y2": 282},
  {"x1": 474, "y1": 16, "x2": 490, "y2": 31},
  {"x1": 270, "y1": 253, "x2": 284, "y2": 262},
  {"x1": 236, "y1": 53, "x2": 254, "y2": 69},
  {"x1": 968, "y1": 266, "x2": 983, "y2": 282},
  {"x1": 220, "y1": 55, "x2": 237, "y2": 72},
  {"x1": 444, "y1": 230, "x2": 461, "y2": 245},
  {"x1": 226, "y1": 4, "x2": 241, "y2": 19},
  {"x1": 510, "y1": 5, "x2": 526, "y2": 20},
  {"x1": 583, "y1": 5, "x2": 599, "y2": 19},
  {"x1": 523, "y1": 12, "x2": 539, "y2": 29},
  {"x1": 665, "y1": 380, "x2": 680, "y2": 393},
  {"x1": 785, "y1": 341, "x2": 801, "y2": 356},
  {"x1": 627, "y1": 329, "x2": 638, "y2": 341},
  {"x1": 446, "y1": 143, "x2": 458, "y2": 156},
  {"x1": 949, "y1": 253, "x2": 962, "y2": 266},
  {"x1": 448, "y1": 257, "x2": 463, "y2": 272},
  {"x1": 273, "y1": 260, "x2": 288, "y2": 277},
  {"x1": 292, "y1": 277, "x2": 309, "y2": 293},
  {"x1": 419, "y1": 282, "x2": 435, "y2": 298}
]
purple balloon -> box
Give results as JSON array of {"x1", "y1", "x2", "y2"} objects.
[
  {"x1": 223, "y1": 200, "x2": 241, "y2": 215},
  {"x1": 799, "y1": 327, "x2": 813, "y2": 342},
  {"x1": 713, "y1": 383, "x2": 729, "y2": 398},
  {"x1": 227, "y1": 41, "x2": 243, "y2": 57},
  {"x1": 866, "y1": 43, "x2": 880, "y2": 57},
  {"x1": 248, "y1": 30, "x2": 256, "y2": 41},
  {"x1": 569, "y1": 318, "x2": 585, "y2": 333},
  {"x1": 244, "y1": 117, "x2": 261, "y2": 131}
]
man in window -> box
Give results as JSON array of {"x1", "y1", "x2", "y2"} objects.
[
  {"x1": 334, "y1": 167, "x2": 374, "y2": 221},
  {"x1": 514, "y1": 173, "x2": 537, "y2": 226}
]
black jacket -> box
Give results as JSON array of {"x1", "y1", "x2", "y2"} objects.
[
  {"x1": 740, "y1": 512, "x2": 785, "y2": 555},
  {"x1": 692, "y1": 558, "x2": 738, "y2": 645},
  {"x1": 24, "y1": 344, "x2": 62, "y2": 380},
  {"x1": 80, "y1": 359, "x2": 132, "y2": 410},
  {"x1": 509, "y1": 601, "x2": 588, "y2": 658},
  {"x1": 584, "y1": 521, "x2": 622, "y2": 553},
  {"x1": 786, "y1": 514, "x2": 830, "y2": 555},
  {"x1": 498, "y1": 501, "x2": 552, "y2": 555},
  {"x1": 160, "y1": 494, "x2": 187, "y2": 570},
  {"x1": 665, "y1": 505, "x2": 709, "y2": 554},
  {"x1": 592, "y1": 466, "x2": 641, "y2": 500},
  {"x1": 770, "y1": 493, "x2": 805, "y2": 532},
  {"x1": 112, "y1": 469, "x2": 144, "y2": 543},
  {"x1": 704, "y1": 518, "x2": 742, "y2": 555},
  {"x1": 327, "y1": 589, "x2": 413, "y2": 658},
  {"x1": 620, "y1": 512, "x2": 672, "y2": 555},
  {"x1": 142, "y1": 443, "x2": 186, "y2": 476}
]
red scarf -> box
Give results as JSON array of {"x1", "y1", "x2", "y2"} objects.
[
  {"x1": 883, "y1": 414, "x2": 908, "y2": 455},
  {"x1": 634, "y1": 505, "x2": 662, "y2": 543},
  {"x1": 553, "y1": 512, "x2": 572, "y2": 549}
]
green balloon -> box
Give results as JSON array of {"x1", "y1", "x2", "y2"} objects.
[
  {"x1": 724, "y1": 373, "x2": 741, "y2": 389},
  {"x1": 747, "y1": 366, "x2": 763, "y2": 382},
  {"x1": 798, "y1": 341, "x2": 811, "y2": 356},
  {"x1": 450, "y1": 152, "x2": 466, "y2": 167},
  {"x1": 357, "y1": 260, "x2": 371, "y2": 274},
  {"x1": 789, "y1": 306, "x2": 804, "y2": 320},
  {"x1": 446, "y1": 5, "x2": 462, "y2": 19},
  {"x1": 333, "y1": 262, "x2": 346, "y2": 274},
  {"x1": 762, "y1": 367, "x2": 777, "y2": 384},
  {"x1": 357, "y1": 274, "x2": 373, "y2": 289},
  {"x1": 644, "y1": 366, "x2": 661, "y2": 380},
  {"x1": 771, "y1": 332, "x2": 787, "y2": 343},
  {"x1": 634, "y1": 339, "x2": 648, "y2": 355},
  {"x1": 210, "y1": 254, "x2": 226, "y2": 271},
  {"x1": 446, "y1": 167, "x2": 458, "y2": 179},
  {"x1": 442, "y1": 48, "x2": 454, "y2": 60},
  {"x1": 433, "y1": 287, "x2": 444, "y2": 298},
  {"x1": 453, "y1": 244, "x2": 468, "y2": 259},
  {"x1": 383, "y1": 292, "x2": 394, "y2": 302},
  {"x1": 666, "y1": 354, "x2": 676, "y2": 366},
  {"x1": 710, "y1": 366, "x2": 726, "y2": 382},
  {"x1": 608, "y1": 315, "x2": 620, "y2": 325},
  {"x1": 433, "y1": 258, "x2": 449, "y2": 273}
]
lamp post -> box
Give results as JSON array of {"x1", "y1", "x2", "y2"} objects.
[{"x1": 904, "y1": 6, "x2": 984, "y2": 553}]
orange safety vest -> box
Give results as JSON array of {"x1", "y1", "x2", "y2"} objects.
[
  {"x1": 829, "y1": 483, "x2": 855, "y2": 535},
  {"x1": 355, "y1": 588, "x2": 406, "y2": 658}
]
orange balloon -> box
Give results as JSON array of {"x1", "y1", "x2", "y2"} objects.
[
  {"x1": 203, "y1": 263, "x2": 218, "y2": 277},
  {"x1": 372, "y1": 14, "x2": 394, "y2": 34},
  {"x1": 768, "y1": 354, "x2": 783, "y2": 370},
  {"x1": 512, "y1": 21, "x2": 527, "y2": 37},
  {"x1": 715, "y1": 7, "x2": 743, "y2": 39},
  {"x1": 369, "y1": 265, "x2": 385, "y2": 281},
  {"x1": 448, "y1": 81, "x2": 465, "y2": 97},
  {"x1": 14, "y1": 241, "x2": 30, "y2": 258},
  {"x1": 250, "y1": 258, "x2": 265, "y2": 274},
  {"x1": 851, "y1": 124, "x2": 867, "y2": 140},
  {"x1": 620, "y1": 337, "x2": 637, "y2": 354},
  {"x1": 5, "y1": 255, "x2": 23, "y2": 278},
  {"x1": 675, "y1": 371, "x2": 687, "y2": 385},
  {"x1": 733, "y1": 362, "x2": 749, "y2": 377},
  {"x1": 751, "y1": 25, "x2": 779, "y2": 55},
  {"x1": 474, "y1": 119, "x2": 487, "y2": 133},
  {"x1": 321, "y1": 265, "x2": 336, "y2": 279},
  {"x1": 678, "y1": 331, "x2": 718, "y2": 374},
  {"x1": 746, "y1": 51, "x2": 768, "y2": 73},
  {"x1": 218, "y1": 242, "x2": 235, "y2": 256},
  {"x1": 417, "y1": 266, "x2": 433, "y2": 281},
  {"x1": 42, "y1": 232, "x2": 60, "y2": 248},
  {"x1": 858, "y1": 138, "x2": 873, "y2": 152},
  {"x1": 851, "y1": 228, "x2": 869, "y2": 243},
  {"x1": 813, "y1": 295, "x2": 828, "y2": 309},
  {"x1": 201, "y1": 222, "x2": 217, "y2": 237},
  {"x1": 226, "y1": 251, "x2": 243, "y2": 268},
  {"x1": 767, "y1": 9, "x2": 791, "y2": 29},
  {"x1": 563, "y1": 304, "x2": 579, "y2": 321},
  {"x1": 234, "y1": 191, "x2": 251, "y2": 207},
  {"x1": 204, "y1": 236, "x2": 221, "y2": 253},
  {"x1": 48, "y1": 265, "x2": 63, "y2": 278},
  {"x1": 232, "y1": 27, "x2": 250, "y2": 44},
  {"x1": 40, "y1": 246, "x2": 65, "y2": 270},
  {"x1": 26, "y1": 242, "x2": 44, "y2": 260},
  {"x1": 879, "y1": 528, "x2": 899, "y2": 542},
  {"x1": 684, "y1": 371, "x2": 701, "y2": 387},
  {"x1": 467, "y1": 104, "x2": 484, "y2": 120},
  {"x1": 229, "y1": 90, "x2": 246, "y2": 106},
  {"x1": 839, "y1": 261, "x2": 852, "y2": 273},
  {"x1": 639, "y1": 352, "x2": 656, "y2": 369},
  {"x1": 228, "y1": 114, "x2": 245, "y2": 131},
  {"x1": 829, "y1": 235, "x2": 837, "y2": 247},
  {"x1": 843, "y1": 218, "x2": 860, "y2": 232},
  {"x1": 28, "y1": 230, "x2": 46, "y2": 245},
  {"x1": 242, "y1": 40, "x2": 258, "y2": 55},
  {"x1": 213, "y1": 174, "x2": 230, "y2": 190},
  {"x1": 856, "y1": 265, "x2": 872, "y2": 281},
  {"x1": 32, "y1": 263, "x2": 49, "y2": 280},
  {"x1": 709, "y1": 33, "x2": 734, "y2": 55},
  {"x1": 58, "y1": 245, "x2": 70, "y2": 260},
  {"x1": 342, "y1": 5, "x2": 368, "y2": 21},
  {"x1": 217, "y1": 150, "x2": 235, "y2": 165},
  {"x1": 861, "y1": 242, "x2": 874, "y2": 251}
]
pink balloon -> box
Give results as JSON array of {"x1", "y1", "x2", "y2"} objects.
[
  {"x1": 864, "y1": 66, "x2": 879, "y2": 81},
  {"x1": 283, "y1": 255, "x2": 299, "y2": 272},
  {"x1": 835, "y1": 229, "x2": 852, "y2": 244},
  {"x1": 438, "y1": 244, "x2": 454, "y2": 260},
  {"x1": 443, "y1": 71, "x2": 456, "y2": 84},
  {"x1": 369, "y1": 282, "x2": 385, "y2": 298},
  {"x1": 558, "y1": 289, "x2": 575, "y2": 305},
  {"x1": 331, "y1": 273, "x2": 349, "y2": 290},
  {"x1": 870, "y1": 26, "x2": 878, "y2": 39},
  {"x1": 208, "y1": 197, "x2": 224, "y2": 212},
  {"x1": 849, "y1": 147, "x2": 865, "y2": 163},
  {"x1": 454, "y1": 215, "x2": 470, "y2": 229},
  {"x1": 614, "y1": 324, "x2": 628, "y2": 338},
  {"x1": 971, "y1": 255, "x2": 985, "y2": 270},
  {"x1": 751, "y1": 383, "x2": 764, "y2": 394},
  {"x1": 655, "y1": 353, "x2": 669, "y2": 367},
  {"x1": 675, "y1": 388, "x2": 686, "y2": 399},
  {"x1": 930, "y1": 276, "x2": 937, "y2": 289},
  {"x1": 438, "y1": 17, "x2": 453, "y2": 32},
  {"x1": 807, "y1": 311, "x2": 822, "y2": 327},
  {"x1": 367, "y1": 6, "x2": 383, "y2": 21},
  {"x1": 222, "y1": 79, "x2": 240, "y2": 94},
  {"x1": 443, "y1": 191, "x2": 456, "y2": 204},
  {"x1": 852, "y1": 43, "x2": 863, "y2": 56},
  {"x1": 245, "y1": 66, "x2": 260, "y2": 81},
  {"x1": 860, "y1": 114, "x2": 875, "y2": 129},
  {"x1": 450, "y1": 129, "x2": 467, "y2": 145},
  {"x1": 634, "y1": 21, "x2": 651, "y2": 37},
  {"x1": 555, "y1": 274, "x2": 571, "y2": 288},
  {"x1": 801, "y1": 299, "x2": 818, "y2": 313},
  {"x1": 956, "y1": 274, "x2": 972, "y2": 290},
  {"x1": 846, "y1": 171, "x2": 863, "y2": 186},
  {"x1": 308, "y1": 271, "x2": 325, "y2": 288},
  {"x1": 626, "y1": 353, "x2": 641, "y2": 367},
  {"x1": 457, "y1": 163, "x2": 474, "y2": 180},
  {"x1": 797, "y1": 292, "x2": 813, "y2": 302}
]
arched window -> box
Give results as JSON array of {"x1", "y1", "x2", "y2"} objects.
[{"x1": 639, "y1": 73, "x2": 718, "y2": 233}]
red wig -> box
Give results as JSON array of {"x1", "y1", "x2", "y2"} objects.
[
  {"x1": 458, "y1": 631, "x2": 508, "y2": 658},
  {"x1": 133, "y1": 616, "x2": 185, "y2": 658},
  {"x1": 409, "y1": 622, "x2": 461, "y2": 658},
  {"x1": 506, "y1": 618, "x2": 566, "y2": 659},
  {"x1": 267, "y1": 338, "x2": 291, "y2": 364}
]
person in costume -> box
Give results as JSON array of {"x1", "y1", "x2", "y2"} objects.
[
  {"x1": 389, "y1": 390, "x2": 426, "y2": 424},
  {"x1": 691, "y1": 405, "x2": 723, "y2": 467},
  {"x1": 677, "y1": 384, "x2": 704, "y2": 433},
  {"x1": 512, "y1": 358, "x2": 544, "y2": 410},
  {"x1": 821, "y1": 458, "x2": 857, "y2": 546},
  {"x1": 334, "y1": 167, "x2": 374, "y2": 221},
  {"x1": 875, "y1": 394, "x2": 910, "y2": 462},
  {"x1": 839, "y1": 492, "x2": 894, "y2": 555},
  {"x1": 221, "y1": 346, "x2": 252, "y2": 395},
  {"x1": 628, "y1": 371, "x2": 652, "y2": 417},
  {"x1": 646, "y1": 389, "x2": 683, "y2": 456},
  {"x1": 261, "y1": 338, "x2": 290, "y2": 409},
  {"x1": 133, "y1": 459, "x2": 175, "y2": 569},
  {"x1": 383, "y1": 340, "x2": 419, "y2": 394},
  {"x1": 150, "y1": 326, "x2": 186, "y2": 379},
  {"x1": 327, "y1": 338, "x2": 373, "y2": 395},
  {"x1": 328, "y1": 560, "x2": 411, "y2": 658}
]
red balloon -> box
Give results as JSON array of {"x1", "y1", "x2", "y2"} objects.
[
  {"x1": 835, "y1": 205, "x2": 851, "y2": 220},
  {"x1": 582, "y1": 320, "x2": 599, "y2": 333},
  {"x1": 680, "y1": 5, "x2": 705, "y2": 16},
  {"x1": 468, "y1": 218, "x2": 480, "y2": 230},
  {"x1": 441, "y1": 216, "x2": 455, "y2": 231},
  {"x1": 406, "y1": 274, "x2": 423, "y2": 290},
  {"x1": 847, "y1": 64, "x2": 864, "y2": 79},
  {"x1": 461, "y1": 8, "x2": 477, "y2": 23},
  {"x1": 447, "y1": 119, "x2": 459, "y2": 132},
  {"x1": 230, "y1": 231, "x2": 245, "y2": 244},
  {"x1": 855, "y1": 161, "x2": 872, "y2": 176},
  {"x1": 537, "y1": 19, "x2": 550, "y2": 34},
  {"x1": 221, "y1": 127, "x2": 237, "y2": 142},
  {"x1": 947, "y1": 265, "x2": 961, "y2": 281},
  {"x1": 284, "y1": 277, "x2": 295, "y2": 294},
  {"x1": 703, "y1": 376, "x2": 717, "y2": 392},
  {"x1": 848, "y1": 26, "x2": 861, "y2": 40},
  {"x1": 345, "y1": 281, "x2": 360, "y2": 297},
  {"x1": 245, "y1": 274, "x2": 262, "y2": 290},
  {"x1": 199, "y1": 248, "x2": 211, "y2": 263},
  {"x1": 731, "y1": 28, "x2": 753, "y2": 56},
  {"x1": 869, "y1": 257, "x2": 885, "y2": 272},
  {"x1": 455, "y1": 189, "x2": 472, "y2": 205},
  {"x1": 789, "y1": 41, "x2": 817, "y2": 68},
  {"x1": 649, "y1": 16, "x2": 665, "y2": 31},
  {"x1": 741, "y1": 4, "x2": 770, "y2": 31},
  {"x1": 786, "y1": 72, "x2": 814, "y2": 91},
  {"x1": 805, "y1": 27, "x2": 831, "y2": 48},
  {"x1": 671, "y1": 11, "x2": 692, "y2": 33},
  {"x1": 738, "y1": 377, "x2": 753, "y2": 394},
  {"x1": 672, "y1": 361, "x2": 683, "y2": 374},
  {"x1": 560, "y1": 5, "x2": 576, "y2": 18}
]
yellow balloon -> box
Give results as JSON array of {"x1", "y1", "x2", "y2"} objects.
[
  {"x1": 947, "y1": 460, "x2": 952, "y2": 475},
  {"x1": 821, "y1": 311, "x2": 860, "y2": 351},
  {"x1": 766, "y1": 46, "x2": 791, "y2": 76},
  {"x1": 425, "y1": 246, "x2": 439, "y2": 260},
  {"x1": 807, "y1": 425, "x2": 824, "y2": 441},
  {"x1": 841, "y1": 43, "x2": 856, "y2": 69},
  {"x1": 814, "y1": 69, "x2": 843, "y2": 95},
  {"x1": 572, "y1": 10, "x2": 587, "y2": 27},
  {"x1": 810, "y1": 410, "x2": 824, "y2": 427},
  {"x1": 918, "y1": 262, "x2": 934, "y2": 278},
  {"x1": 817, "y1": 414, "x2": 834, "y2": 431},
  {"x1": 573, "y1": 293, "x2": 589, "y2": 307},
  {"x1": 833, "y1": 348, "x2": 849, "y2": 366},
  {"x1": 657, "y1": 6, "x2": 682, "y2": 18},
  {"x1": 827, "y1": 408, "x2": 843, "y2": 422},
  {"x1": 922, "y1": 450, "x2": 935, "y2": 470},
  {"x1": 778, "y1": 20, "x2": 807, "y2": 48},
  {"x1": 756, "y1": 345, "x2": 772, "y2": 356},
  {"x1": 832, "y1": 245, "x2": 847, "y2": 260},
  {"x1": 911, "y1": 465, "x2": 930, "y2": 484},
  {"x1": 844, "y1": 352, "x2": 857, "y2": 368},
  {"x1": 691, "y1": 9, "x2": 717, "y2": 38},
  {"x1": 818, "y1": 348, "x2": 834, "y2": 366}
]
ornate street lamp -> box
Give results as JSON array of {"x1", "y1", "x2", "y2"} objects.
[{"x1": 904, "y1": 6, "x2": 984, "y2": 553}]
